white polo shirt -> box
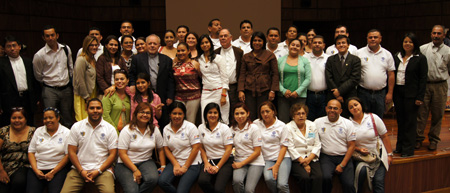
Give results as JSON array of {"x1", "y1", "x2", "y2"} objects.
[
  {"x1": 267, "y1": 43, "x2": 289, "y2": 60},
  {"x1": 325, "y1": 44, "x2": 358, "y2": 55},
  {"x1": 350, "y1": 113, "x2": 387, "y2": 151},
  {"x1": 118, "y1": 125, "x2": 164, "y2": 164},
  {"x1": 254, "y1": 118, "x2": 291, "y2": 161},
  {"x1": 232, "y1": 123, "x2": 265, "y2": 166},
  {"x1": 355, "y1": 45, "x2": 395, "y2": 90},
  {"x1": 286, "y1": 120, "x2": 321, "y2": 162},
  {"x1": 232, "y1": 36, "x2": 252, "y2": 54},
  {"x1": 163, "y1": 120, "x2": 202, "y2": 166},
  {"x1": 28, "y1": 124, "x2": 70, "y2": 170},
  {"x1": 67, "y1": 119, "x2": 118, "y2": 171},
  {"x1": 305, "y1": 52, "x2": 329, "y2": 92},
  {"x1": 198, "y1": 122, "x2": 233, "y2": 160},
  {"x1": 314, "y1": 116, "x2": 356, "y2": 156}
]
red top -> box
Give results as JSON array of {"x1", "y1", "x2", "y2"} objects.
[{"x1": 173, "y1": 61, "x2": 201, "y2": 101}]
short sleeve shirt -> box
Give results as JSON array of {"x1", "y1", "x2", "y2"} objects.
[
  {"x1": 356, "y1": 46, "x2": 395, "y2": 90},
  {"x1": 67, "y1": 119, "x2": 118, "y2": 171},
  {"x1": 163, "y1": 120, "x2": 202, "y2": 166},
  {"x1": 350, "y1": 113, "x2": 387, "y2": 151},
  {"x1": 314, "y1": 116, "x2": 356, "y2": 156},
  {"x1": 254, "y1": 118, "x2": 291, "y2": 161},
  {"x1": 28, "y1": 124, "x2": 70, "y2": 170},
  {"x1": 232, "y1": 123, "x2": 265, "y2": 166},
  {"x1": 198, "y1": 122, "x2": 233, "y2": 160},
  {"x1": 118, "y1": 125, "x2": 164, "y2": 164}
]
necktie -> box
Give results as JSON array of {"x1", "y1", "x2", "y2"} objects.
[{"x1": 341, "y1": 55, "x2": 345, "y2": 68}]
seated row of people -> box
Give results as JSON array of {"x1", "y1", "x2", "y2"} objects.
[{"x1": 0, "y1": 97, "x2": 392, "y2": 193}]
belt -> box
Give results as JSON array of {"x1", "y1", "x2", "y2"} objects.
[
  {"x1": 307, "y1": 90, "x2": 326, "y2": 95},
  {"x1": 427, "y1": 80, "x2": 446, "y2": 84},
  {"x1": 203, "y1": 87, "x2": 223, "y2": 91},
  {"x1": 358, "y1": 86, "x2": 385, "y2": 94},
  {"x1": 18, "y1": 91, "x2": 29, "y2": 97},
  {"x1": 44, "y1": 83, "x2": 70, "y2": 90}
]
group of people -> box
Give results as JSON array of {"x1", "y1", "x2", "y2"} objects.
[{"x1": 0, "y1": 18, "x2": 449, "y2": 193}]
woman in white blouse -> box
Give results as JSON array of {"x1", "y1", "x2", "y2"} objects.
[
  {"x1": 286, "y1": 103, "x2": 322, "y2": 193},
  {"x1": 231, "y1": 102, "x2": 265, "y2": 193},
  {"x1": 115, "y1": 102, "x2": 166, "y2": 193},
  {"x1": 197, "y1": 34, "x2": 230, "y2": 124},
  {"x1": 254, "y1": 101, "x2": 291, "y2": 193},
  {"x1": 347, "y1": 97, "x2": 393, "y2": 193},
  {"x1": 27, "y1": 107, "x2": 70, "y2": 193},
  {"x1": 197, "y1": 103, "x2": 233, "y2": 193},
  {"x1": 158, "y1": 101, "x2": 202, "y2": 193}
]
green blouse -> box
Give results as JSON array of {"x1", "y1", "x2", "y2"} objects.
[{"x1": 102, "y1": 93, "x2": 131, "y2": 132}]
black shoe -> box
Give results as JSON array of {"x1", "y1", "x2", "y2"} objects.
[
  {"x1": 393, "y1": 150, "x2": 402, "y2": 154},
  {"x1": 415, "y1": 141, "x2": 422, "y2": 149},
  {"x1": 401, "y1": 154, "x2": 413, "y2": 158},
  {"x1": 428, "y1": 142, "x2": 437, "y2": 151}
]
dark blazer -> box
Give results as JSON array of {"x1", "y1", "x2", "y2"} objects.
[
  {"x1": 128, "y1": 52, "x2": 175, "y2": 103},
  {"x1": 325, "y1": 53, "x2": 361, "y2": 100},
  {"x1": 214, "y1": 46, "x2": 244, "y2": 82},
  {"x1": 393, "y1": 53, "x2": 428, "y2": 101},
  {"x1": 0, "y1": 56, "x2": 40, "y2": 125}
]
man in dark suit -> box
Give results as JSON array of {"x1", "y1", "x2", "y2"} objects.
[
  {"x1": 325, "y1": 35, "x2": 361, "y2": 116},
  {"x1": 214, "y1": 29, "x2": 243, "y2": 121},
  {"x1": 0, "y1": 35, "x2": 40, "y2": 127},
  {"x1": 129, "y1": 34, "x2": 175, "y2": 128}
]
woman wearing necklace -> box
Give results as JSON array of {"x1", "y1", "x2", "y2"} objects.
[
  {"x1": 121, "y1": 35, "x2": 134, "y2": 70},
  {"x1": 286, "y1": 103, "x2": 322, "y2": 193},
  {"x1": 253, "y1": 101, "x2": 291, "y2": 193},
  {"x1": 159, "y1": 30, "x2": 177, "y2": 59},
  {"x1": 0, "y1": 107, "x2": 36, "y2": 193},
  {"x1": 27, "y1": 107, "x2": 70, "y2": 193},
  {"x1": 277, "y1": 39, "x2": 311, "y2": 123},
  {"x1": 102, "y1": 69, "x2": 131, "y2": 132}
]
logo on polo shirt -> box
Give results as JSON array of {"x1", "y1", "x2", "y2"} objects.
[
  {"x1": 244, "y1": 133, "x2": 249, "y2": 140},
  {"x1": 363, "y1": 57, "x2": 368, "y2": 62},
  {"x1": 226, "y1": 136, "x2": 233, "y2": 141},
  {"x1": 167, "y1": 135, "x2": 171, "y2": 140},
  {"x1": 381, "y1": 57, "x2": 385, "y2": 62},
  {"x1": 271, "y1": 131, "x2": 276, "y2": 137},
  {"x1": 331, "y1": 50, "x2": 335, "y2": 54},
  {"x1": 202, "y1": 133, "x2": 205, "y2": 138},
  {"x1": 216, "y1": 132, "x2": 220, "y2": 139},
  {"x1": 133, "y1": 134, "x2": 137, "y2": 140},
  {"x1": 351, "y1": 132, "x2": 356, "y2": 138},
  {"x1": 39, "y1": 138, "x2": 44, "y2": 142},
  {"x1": 100, "y1": 133, "x2": 106, "y2": 140},
  {"x1": 257, "y1": 137, "x2": 262, "y2": 142},
  {"x1": 80, "y1": 131, "x2": 85, "y2": 136},
  {"x1": 338, "y1": 128, "x2": 343, "y2": 134},
  {"x1": 194, "y1": 135, "x2": 200, "y2": 140},
  {"x1": 321, "y1": 127, "x2": 326, "y2": 133},
  {"x1": 367, "y1": 122, "x2": 372, "y2": 129},
  {"x1": 58, "y1": 138, "x2": 63, "y2": 144}
]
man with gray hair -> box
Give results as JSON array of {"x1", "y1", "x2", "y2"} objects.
[
  {"x1": 215, "y1": 29, "x2": 244, "y2": 121},
  {"x1": 416, "y1": 25, "x2": 450, "y2": 151},
  {"x1": 129, "y1": 34, "x2": 175, "y2": 128}
]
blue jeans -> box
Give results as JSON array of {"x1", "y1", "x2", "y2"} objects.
[
  {"x1": 157, "y1": 163, "x2": 200, "y2": 193},
  {"x1": 263, "y1": 157, "x2": 291, "y2": 193},
  {"x1": 115, "y1": 160, "x2": 159, "y2": 193},
  {"x1": 320, "y1": 154, "x2": 355, "y2": 193},
  {"x1": 232, "y1": 165, "x2": 264, "y2": 193},
  {"x1": 305, "y1": 91, "x2": 327, "y2": 121},
  {"x1": 26, "y1": 166, "x2": 70, "y2": 193},
  {"x1": 357, "y1": 87, "x2": 386, "y2": 119},
  {"x1": 356, "y1": 163, "x2": 386, "y2": 193}
]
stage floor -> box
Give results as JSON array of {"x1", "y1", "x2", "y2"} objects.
[{"x1": 383, "y1": 111, "x2": 450, "y2": 164}]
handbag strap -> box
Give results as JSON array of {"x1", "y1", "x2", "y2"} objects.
[
  {"x1": 369, "y1": 113, "x2": 378, "y2": 136},
  {"x1": 369, "y1": 113, "x2": 381, "y2": 153}
]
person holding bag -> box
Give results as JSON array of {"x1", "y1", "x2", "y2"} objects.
[{"x1": 347, "y1": 97, "x2": 393, "y2": 193}]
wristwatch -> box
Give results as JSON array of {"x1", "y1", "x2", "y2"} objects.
[
  {"x1": 97, "y1": 169, "x2": 103, "y2": 174},
  {"x1": 387, "y1": 152, "x2": 394, "y2": 156}
]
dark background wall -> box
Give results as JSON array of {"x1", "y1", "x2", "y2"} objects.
[{"x1": 1, "y1": 0, "x2": 449, "y2": 60}]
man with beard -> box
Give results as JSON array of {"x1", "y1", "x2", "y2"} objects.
[
  {"x1": 61, "y1": 98, "x2": 118, "y2": 193},
  {"x1": 314, "y1": 99, "x2": 356, "y2": 193}
]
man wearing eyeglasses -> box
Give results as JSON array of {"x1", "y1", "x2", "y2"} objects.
[
  {"x1": 0, "y1": 35, "x2": 40, "y2": 127},
  {"x1": 314, "y1": 99, "x2": 356, "y2": 193}
]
